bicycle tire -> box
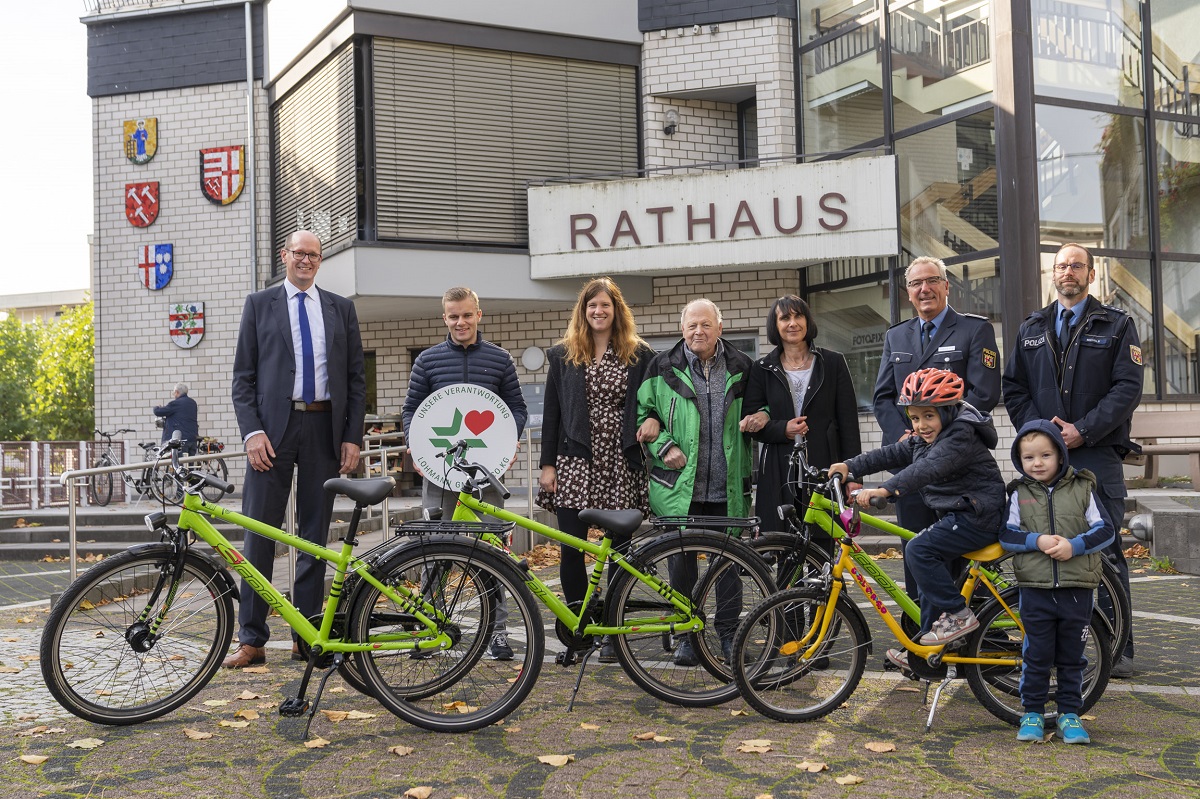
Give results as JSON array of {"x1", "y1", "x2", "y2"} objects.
[
  {"x1": 39, "y1": 545, "x2": 235, "y2": 725},
  {"x1": 967, "y1": 552, "x2": 1129, "y2": 665},
  {"x1": 349, "y1": 537, "x2": 544, "y2": 732},
  {"x1": 731, "y1": 585, "x2": 868, "y2": 722},
  {"x1": 605, "y1": 530, "x2": 776, "y2": 707},
  {"x1": 963, "y1": 586, "x2": 1112, "y2": 727},
  {"x1": 748, "y1": 532, "x2": 831, "y2": 591},
  {"x1": 199, "y1": 458, "x2": 230, "y2": 503},
  {"x1": 89, "y1": 458, "x2": 113, "y2": 506}
]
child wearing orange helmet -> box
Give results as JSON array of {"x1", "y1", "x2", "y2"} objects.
[{"x1": 829, "y1": 368, "x2": 1005, "y2": 671}]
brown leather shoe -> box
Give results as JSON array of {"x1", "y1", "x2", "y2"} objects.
[
  {"x1": 222, "y1": 643, "x2": 266, "y2": 669},
  {"x1": 291, "y1": 642, "x2": 305, "y2": 662}
]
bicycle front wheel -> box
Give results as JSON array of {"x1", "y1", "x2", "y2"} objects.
[
  {"x1": 963, "y1": 586, "x2": 1112, "y2": 727},
  {"x1": 349, "y1": 537, "x2": 544, "y2": 732},
  {"x1": 748, "y1": 532, "x2": 831, "y2": 591},
  {"x1": 732, "y1": 585, "x2": 868, "y2": 722},
  {"x1": 199, "y1": 458, "x2": 230, "y2": 503},
  {"x1": 89, "y1": 458, "x2": 113, "y2": 506},
  {"x1": 39, "y1": 545, "x2": 235, "y2": 725},
  {"x1": 605, "y1": 530, "x2": 776, "y2": 707}
]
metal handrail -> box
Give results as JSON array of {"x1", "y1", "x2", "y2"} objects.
[{"x1": 56, "y1": 449, "x2": 243, "y2": 582}]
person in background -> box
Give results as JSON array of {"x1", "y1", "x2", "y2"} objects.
[
  {"x1": 538, "y1": 277, "x2": 655, "y2": 663},
  {"x1": 1002, "y1": 241, "x2": 1143, "y2": 679},
  {"x1": 154, "y1": 382, "x2": 198, "y2": 455},
  {"x1": 740, "y1": 295, "x2": 861, "y2": 555}
]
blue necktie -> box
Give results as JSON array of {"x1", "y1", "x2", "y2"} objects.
[
  {"x1": 921, "y1": 320, "x2": 935, "y2": 352},
  {"x1": 297, "y1": 292, "x2": 316, "y2": 404},
  {"x1": 1058, "y1": 308, "x2": 1073, "y2": 353}
]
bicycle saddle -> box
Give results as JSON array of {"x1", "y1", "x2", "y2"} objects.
[
  {"x1": 578, "y1": 508, "x2": 643, "y2": 536},
  {"x1": 323, "y1": 476, "x2": 396, "y2": 506}
]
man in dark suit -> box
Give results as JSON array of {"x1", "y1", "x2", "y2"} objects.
[
  {"x1": 153, "y1": 382, "x2": 198, "y2": 455},
  {"x1": 223, "y1": 230, "x2": 367, "y2": 668},
  {"x1": 872, "y1": 256, "x2": 1000, "y2": 624}
]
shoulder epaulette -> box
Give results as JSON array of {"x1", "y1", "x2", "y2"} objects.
[
  {"x1": 959, "y1": 312, "x2": 989, "y2": 321},
  {"x1": 886, "y1": 319, "x2": 912, "y2": 330},
  {"x1": 1100, "y1": 303, "x2": 1130, "y2": 316}
]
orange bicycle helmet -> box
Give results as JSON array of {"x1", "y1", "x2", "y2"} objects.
[{"x1": 898, "y1": 368, "x2": 964, "y2": 407}]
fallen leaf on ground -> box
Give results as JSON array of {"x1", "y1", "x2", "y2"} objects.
[
  {"x1": 740, "y1": 738, "x2": 774, "y2": 747},
  {"x1": 242, "y1": 666, "x2": 269, "y2": 674},
  {"x1": 730, "y1": 709, "x2": 750, "y2": 716},
  {"x1": 895, "y1": 686, "x2": 920, "y2": 693},
  {"x1": 652, "y1": 735, "x2": 674, "y2": 742},
  {"x1": 304, "y1": 737, "x2": 330, "y2": 749},
  {"x1": 633, "y1": 731, "x2": 658, "y2": 740},
  {"x1": 835, "y1": 775, "x2": 864, "y2": 785},
  {"x1": 19, "y1": 755, "x2": 49, "y2": 765},
  {"x1": 218, "y1": 720, "x2": 250, "y2": 729},
  {"x1": 16, "y1": 726, "x2": 49, "y2": 737},
  {"x1": 4, "y1": 637, "x2": 19, "y2": 643},
  {"x1": 537, "y1": 754, "x2": 575, "y2": 766},
  {"x1": 183, "y1": 728, "x2": 213, "y2": 740},
  {"x1": 737, "y1": 744, "x2": 772, "y2": 753},
  {"x1": 202, "y1": 700, "x2": 229, "y2": 707},
  {"x1": 872, "y1": 548, "x2": 902, "y2": 560},
  {"x1": 345, "y1": 710, "x2": 376, "y2": 720},
  {"x1": 1081, "y1": 714, "x2": 1096, "y2": 721},
  {"x1": 795, "y1": 761, "x2": 828, "y2": 772},
  {"x1": 580, "y1": 723, "x2": 600, "y2": 730},
  {"x1": 864, "y1": 741, "x2": 896, "y2": 753},
  {"x1": 234, "y1": 709, "x2": 259, "y2": 720},
  {"x1": 506, "y1": 726, "x2": 522, "y2": 733},
  {"x1": 94, "y1": 690, "x2": 113, "y2": 697},
  {"x1": 329, "y1": 686, "x2": 345, "y2": 693},
  {"x1": 0, "y1": 666, "x2": 21, "y2": 674},
  {"x1": 755, "y1": 794, "x2": 774, "y2": 799},
  {"x1": 15, "y1": 617, "x2": 35, "y2": 623},
  {"x1": 321, "y1": 710, "x2": 349, "y2": 723},
  {"x1": 403, "y1": 788, "x2": 433, "y2": 799},
  {"x1": 389, "y1": 745, "x2": 414, "y2": 756},
  {"x1": 236, "y1": 690, "x2": 262, "y2": 700},
  {"x1": 67, "y1": 738, "x2": 104, "y2": 750},
  {"x1": 1132, "y1": 568, "x2": 1146, "y2": 574}
]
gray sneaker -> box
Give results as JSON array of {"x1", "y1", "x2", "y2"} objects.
[
  {"x1": 920, "y1": 610, "x2": 979, "y2": 646},
  {"x1": 1111, "y1": 655, "x2": 1134, "y2": 678},
  {"x1": 486, "y1": 631, "x2": 513, "y2": 661}
]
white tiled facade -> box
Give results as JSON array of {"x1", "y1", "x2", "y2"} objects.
[{"x1": 92, "y1": 82, "x2": 270, "y2": 485}]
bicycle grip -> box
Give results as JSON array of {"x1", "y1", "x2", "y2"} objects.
[
  {"x1": 199, "y1": 471, "x2": 235, "y2": 495},
  {"x1": 869, "y1": 495, "x2": 890, "y2": 510}
]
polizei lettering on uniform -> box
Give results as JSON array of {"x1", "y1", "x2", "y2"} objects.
[{"x1": 568, "y1": 193, "x2": 850, "y2": 250}]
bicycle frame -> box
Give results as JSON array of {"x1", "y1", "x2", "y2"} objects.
[
  {"x1": 798, "y1": 486, "x2": 1020, "y2": 669},
  {"x1": 175, "y1": 493, "x2": 454, "y2": 655},
  {"x1": 447, "y1": 491, "x2": 704, "y2": 639}
]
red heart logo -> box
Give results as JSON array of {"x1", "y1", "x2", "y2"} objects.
[{"x1": 464, "y1": 410, "x2": 495, "y2": 436}]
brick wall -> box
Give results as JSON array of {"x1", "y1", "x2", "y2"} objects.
[{"x1": 92, "y1": 81, "x2": 271, "y2": 490}]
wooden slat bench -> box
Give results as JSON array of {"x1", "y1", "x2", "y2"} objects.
[{"x1": 1128, "y1": 409, "x2": 1200, "y2": 488}]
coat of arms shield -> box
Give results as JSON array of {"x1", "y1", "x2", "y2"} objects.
[
  {"x1": 138, "y1": 244, "x2": 173, "y2": 290},
  {"x1": 123, "y1": 118, "x2": 157, "y2": 164},
  {"x1": 126, "y1": 182, "x2": 160, "y2": 227},
  {"x1": 169, "y1": 302, "x2": 204, "y2": 349},
  {"x1": 200, "y1": 145, "x2": 245, "y2": 205}
]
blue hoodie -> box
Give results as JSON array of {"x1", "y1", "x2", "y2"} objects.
[{"x1": 1000, "y1": 419, "x2": 1115, "y2": 588}]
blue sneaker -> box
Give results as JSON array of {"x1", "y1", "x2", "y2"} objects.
[
  {"x1": 1016, "y1": 712, "x2": 1045, "y2": 742},
  {"x1": 1056, "y1": 713, "x2": 1091, "y2": 745}
]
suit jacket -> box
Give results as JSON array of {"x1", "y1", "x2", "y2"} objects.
[
  {"x1": 154, "y1": 394, "x2": 198, "y2": 445},
  {"x1": 232, "y1": 284, "x2": 366, "y2": 459},
  {"x1": 872, "y1": 305, "x2": 1000, "y2": 444}
]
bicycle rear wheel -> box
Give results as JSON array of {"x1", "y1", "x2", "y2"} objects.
[
  {"x1": 605, "y1": 530, "x2": 776, "y2": 707},
  {"x1": 732, "y1": 585, "x2": 868, "y2": 722},
  {"x1": 89, "y1": 457, "x2": 113, "y2": 506},
  {"x1": 39, "y1": 545, "x2": 235, "y2": 724},
  {"x1": 199, "y1": 458, "x2": 230, "y2": 503},
  {"x1": 349, "y1": 537, "x2": 543, "y2": 732},
  {"x1": 748, "y1": 532, "x2": 831, "y2": 590},
  {"x1": 963, "y1": 586, "x2": 1112, "y2": 727}
]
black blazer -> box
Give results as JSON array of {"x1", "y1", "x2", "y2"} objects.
[
  {"x1": 540, "y1": 343, "x2": 655, "y2": 472},
  {"x1": 231, "y1": 284, "x2": 366, "y2": 459},
  {"x1": 743, "y1": 346, "x2": 861, "y2": 529}
]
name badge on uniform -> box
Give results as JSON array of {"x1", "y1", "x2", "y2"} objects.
[{"x1": 937, "y1": 345, "x2": 954, "y2": 352}]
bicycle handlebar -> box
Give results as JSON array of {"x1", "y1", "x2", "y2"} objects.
[
  {"x1": 165, "y1": 432, "x2": 235, "y2": 496},
  {"x1": 439, "y1": 440, "x2": 512, "y2": 501}
]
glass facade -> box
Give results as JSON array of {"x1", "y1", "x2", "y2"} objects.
[{"x1": 798, "y1": 0, "x2": 1200, "y2": 399}]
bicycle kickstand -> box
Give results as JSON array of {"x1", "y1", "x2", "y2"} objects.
[
  {"x1": 923, "y1": 676, "x2": 954, "y2": 733},
  {"x1": 565, "y1": 641, "x2": 603, "y2": 713},
  {"x1": 301, "y1": 654, "x2": 344, "y2": 740}
]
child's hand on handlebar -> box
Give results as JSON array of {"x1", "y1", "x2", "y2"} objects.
[
  {"x1": 853, "y1": 487, "x2": 891, "y2": 509},
  {"x1": 827, "y1": 463, "x2": 849, "y2": 481}
]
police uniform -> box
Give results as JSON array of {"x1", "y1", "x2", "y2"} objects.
[
  {"x1": 872, "y1": 306, "x2": 1001, "y2": 532},
  {"x1": 1002, "y1": 293, "x2": 1143, "y2": 659}
]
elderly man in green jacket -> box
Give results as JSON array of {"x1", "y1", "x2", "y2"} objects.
[{"x1": 637, "y1": 298, "x2": 754, "y2": 666}]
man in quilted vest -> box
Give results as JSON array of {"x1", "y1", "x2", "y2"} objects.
[{"x1": 1001, "y1": 419, "x2": 1116, "y2": 745}]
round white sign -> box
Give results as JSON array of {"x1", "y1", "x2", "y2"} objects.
[{"x1": 407, "y1": 385, "x2": 519, "y2": 491}]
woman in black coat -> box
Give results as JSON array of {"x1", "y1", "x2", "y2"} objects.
[{"x1": 740, "y1": 295, "x2": 861, "y2": 540}]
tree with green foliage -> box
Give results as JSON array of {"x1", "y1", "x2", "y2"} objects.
[
  {"x1": 0, "y1": 313, "x2": 39, "y2": 439},
  {"x1": 33, "y1": 302, "x2": 95, "y2": 441}
]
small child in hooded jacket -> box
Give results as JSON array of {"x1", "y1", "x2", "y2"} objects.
[{"x1": 1000, "y1": 418, "x2": 1115, "y2": 744}]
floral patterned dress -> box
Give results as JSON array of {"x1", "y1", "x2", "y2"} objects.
[{"x1": 547, "y1": 346, "x2": 650, "y2": 515}]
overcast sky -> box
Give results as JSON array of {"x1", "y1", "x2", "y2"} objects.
[{"x1": 1, "y1": 0, "x2": 92, "y2": 296}]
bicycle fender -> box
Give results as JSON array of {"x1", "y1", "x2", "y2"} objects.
[{"x1": 122, "y1": 542, "x2": 239, "y2": 603}]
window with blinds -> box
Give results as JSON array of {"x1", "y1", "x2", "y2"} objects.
[
  {"x1": 373, "y1": 39, "x2": 638, "y2": 246},
  {"x1": 271, "y1": 44, "x2": 359, "y2": 262}
]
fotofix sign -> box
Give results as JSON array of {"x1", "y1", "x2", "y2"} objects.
[{"x1": 529, "y1": 156, "x2": 897, "y2": 278}]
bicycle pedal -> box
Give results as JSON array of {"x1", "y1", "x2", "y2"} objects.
[
  {"x1": 278, "y1": 698, "x2": 310, "y2": 717},
  {"x1": 555, "y1": 650, "x2": 578, "y2": 667}
]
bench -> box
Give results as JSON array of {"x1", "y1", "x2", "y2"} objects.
[{"x1": 1127, "y1": 409, "x2": 1200, "y2": 488}]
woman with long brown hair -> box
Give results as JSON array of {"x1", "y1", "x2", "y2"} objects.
[{"x1": 538, "y1": 277, "x2": 655, "y2": 662}]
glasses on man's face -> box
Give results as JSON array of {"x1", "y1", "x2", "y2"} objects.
[
  {"x1": 286, "y1": 249, "x2": 322, "y2": 262},
  {"x1": 1053, "y1": 261, "x2": 1089, "y2": 273},
  {"x1": 906, "y1": 276, "x2": 945, "y2": 290}
]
